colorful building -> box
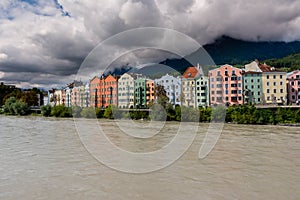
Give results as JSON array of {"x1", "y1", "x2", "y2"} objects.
[
  {"x1": 182, "y1": 66, "x2": 201, "y2": 107},
  {"x1": 89, "y1": 76, "x2": 101, "y2": 108},
  {"x1": 103, "y1": 75, "x2": 118, "y2": 108},
  {"x1": 134, "y1": 77, "x2": 147, "y2": 108},
  {"x1": 209, "y1": 65, "x2": 243, "y2": 105},
  {"x1": 146, "y1": 80, "x2": 155, "y2": 106},
  {"x1": 154, "y1": 74, "x2": 181, "y2": 106},
  {"x1": 243, "y1": 71, "x2": 263, "y2": 104},
  {"x1": 287, "y1": 70, "x2": 300, "y2": 104},
  {"x1": 259, "y1": 63, "x2": 286, "y2": 104},
  {"x1": 195, "y1": 75, "x2": 209, "y2": 107},
  {"x1": 118, "y1": 73, "x2": 135, "y2": 108}
]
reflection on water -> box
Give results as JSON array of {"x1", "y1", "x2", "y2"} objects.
[{"x1": 0, "y1": 116, "x2": 299, "y2": 200}]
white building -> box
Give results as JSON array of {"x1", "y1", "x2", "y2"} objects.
[
  {"x1": 182, "y1": 65, "x2": 209, "y2": 107},
  {"x1": 118, "y1": 73, "x2": 135, "y2": 108},
  {"x1": 154, "y1": 74, "x2": 181, "y2": 105}
]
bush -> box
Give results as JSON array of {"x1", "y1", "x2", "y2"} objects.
[
  {"x1": 72, "y1": 106, "x2": 82, "y2": 118},
  {"x1": 80, "y1": 107, "x2": 96, "y2": 118},
  {"x1": 104, "y1": 105, "x2": 117, "y2": 119},
  {"x1": 41, "y1": 105, "x2": 52, "y2": 117},
  {"x1": 50, "y1": 105, "x2": 72, "y2": 117},
  {"x1": 3, "y1": 97, "x2": 28, "y2": 115}
]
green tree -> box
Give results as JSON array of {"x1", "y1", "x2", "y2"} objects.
[{"x1": 41, "y1": 105, "x2": 52, "y2": 117}]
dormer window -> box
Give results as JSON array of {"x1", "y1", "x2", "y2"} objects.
[{"x1": 188, "y1": 73, "x2": 191, "y2": 77}]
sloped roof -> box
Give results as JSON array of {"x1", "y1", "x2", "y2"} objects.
[
  {"x1": 259, "y1": 63, "x2": 282, "y2": 72},
  {"x1": 182, "y1": 67, "x2": 201, "y2": 78}
]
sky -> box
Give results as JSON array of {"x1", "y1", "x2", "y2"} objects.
[{"x1": 0, "y1": 0, "x2": 300, "y2": 89}]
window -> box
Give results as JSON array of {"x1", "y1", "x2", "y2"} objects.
[
  {"x1": 251, "y1": 79, "x2": 254, "y2": 83},
  {"x1": 267, "y1": 89, "x2": 270, "y2": 93},
  {"x1": 217, "y1": 71, "x2": 221, "y2": 76},
  {"x1": 216, "y1": 77, "x2": 222, "y2": 81},
  {"x1": 280, "y1": 82, "x2": 283, "y2": 86},
  {"x1": 225, "y1": 84, "x2": 229, "y2": 88},
  {"x1": 280, "y1": 89, "x2": 283, "y2": 93},
  {"x1": 231, "y1": 84, "x2": 237, "y2": 87},
  {"x1": 267, "y1": 82, "x2": 269, "y2": 86},
  {"x1": 291, "y1": 81, "x2": 294, "y2": 86},
  {"x1": 292, "y1": 88, "x2": 295, "y2": 92},
  {"x1": 211, "y1": 78, "x2": 214, "y2": 82},
  {"x1": 251, "y1": 85, "x2": 254, "y2": 89},
  {"x1": 232, "y1": 90, "x2": 237, "y2": 94},
  {"x1": 238, "y1": 90, "x2": 242, "y2": 94},
  {"x1": 217, "y1": 84, "x2": 222, "y2": 88},
  {"x1": 225, "y1": 71, "x2": 228, "y2": 76},
  {"x1": 232, "y1": 70, "x2": 236, "y2": 75},
  {"x1": 280, "y1": 75, "x2": 283, "y2": 79},
  {"x1": 225, "y1": 90, "x2": 228, "y2": 94},
  {"x1": 211, "y1": 91, "x2": 215, "y2": 94},
  {"x1": 225, "y1": 77, "x2": 228, "y2": 81},
  {"x1": 292, "y1": 95, "x2": 295, "y2": 100},
  {"x1": 238, "y1": 77, "x2": 241, "y2": 81},
  {"x1": 231, "y1": 77, "x2": 237, "y2": 81},
  {"x1": 238, "y1": 83, "x2": 241, "y2": 87},
  {"x1": 258, "y1": 91, "x2": 261, "y2": 96},
  {"x1": 258, "y1": 85, "x2": 260, "y2": 89},
  {"x1": 274, "y1": 89, "x2": 277, "y2": 93},
  {"x1": 273, "y1": 82, "x2": 276, "y2": 86},
  {"x1": 245, "y1": 79, "x2": 248, "y2": 83},
  {"x1": 238, "y1": 96, "x2": 242, "y2": 101},
  {"x1": 216, "y1": 90, "x2": 222, "y2": 94},
  {"x1": 267, "y1": 96, "x2": 270, "y2": 101},
  {"x1": 257, "y1": 79, "x2": 260, "y2": 82},
  {"x1": 273, "y1": 75, "x2": 276, "y2": 79}
]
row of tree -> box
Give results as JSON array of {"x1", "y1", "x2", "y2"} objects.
[
  {"x1": 0, "y1": 83, "x2": 44, "y2": 107},
  {"x1": 2, "y1": 95, "x2": 299, "y2": 125},
  {"x1": 37, "y1": 104, "x2": 300, "y2": 125}
]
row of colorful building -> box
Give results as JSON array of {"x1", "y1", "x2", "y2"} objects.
[{"x1": 48, "y1": 60, "x2": 300, "y2": 108}]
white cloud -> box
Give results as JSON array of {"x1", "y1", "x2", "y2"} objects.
[{"x1": 0, "y1": 0, "x2": 300, "y2": 89}]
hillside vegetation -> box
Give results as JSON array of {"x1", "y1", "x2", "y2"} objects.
[{"x1": 263, "y1": 53, "x2": 300, "y2": 72}]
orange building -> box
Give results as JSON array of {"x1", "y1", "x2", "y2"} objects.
[
  {"x1": 146, "y1": 80, "x2": 155, "y2": 106},
  {"x1": 90, "y1": 75, "x2": 118, "y2": 108},
  {"x1": 103, "y1": 75, "x2": 118, "y2": 108},
  {"x1": 90, "y1": 76, "x2": 101, "y2": 108}
]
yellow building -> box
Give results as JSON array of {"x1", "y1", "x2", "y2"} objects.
[{"x1": 260, "y1": 63, "x2": 286, "y2": 104}]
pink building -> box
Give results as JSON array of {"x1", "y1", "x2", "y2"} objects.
[
  {"x1": 209, "y1": 65, "x2": 243, "y2": 106},
  {"x1": 287, "y1": 70, "x2": 300, "y2": 104}
]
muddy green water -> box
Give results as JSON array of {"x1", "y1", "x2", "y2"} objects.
[{"x1": 0, "y1": 116, "x2": 299, "y2": 200}]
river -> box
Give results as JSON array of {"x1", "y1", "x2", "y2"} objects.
[{"x1": 0, "y1": 116, "x2": 299, "y2": 200}]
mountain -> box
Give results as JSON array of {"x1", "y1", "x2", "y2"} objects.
[{"x1": 160, "y1": 36, "x2": 300, "y2": 72}]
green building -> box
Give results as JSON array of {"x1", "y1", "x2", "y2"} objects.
[
  {"x1": 134, "y1": 77, "x2": 147, "y2": 108},
  {"x1": 243, "y1": 71, "x2": 263, "y2": 104}
]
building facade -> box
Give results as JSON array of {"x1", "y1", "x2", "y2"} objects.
[
  {"x1": 209, "y1": 65, "x2": 243, "y2": 106},
  {"x1": 146, "y1": 80, "x2": 155, "y2": 106},
  {"x1": 260, "y1": 63, "x2": 286, "y2": 104},
  {"x1": 103, "y1": 75, "x2": 118, "y2": 108},
  {"x1": 154, "y1": 74, "x2": 181, "y2": 106},
  {"x1": 118, "y1": 73, "x2": 135, "y2": 108},
  {"x1": 89, "y1": 76, "x2": 101, "y2": 108},
  {"x1": 243, "y1": 72, "x2": 263, "y2": 104},
  {"x1": 287, "y1": 70, "x2": 300, "y2": 104},
  {"x1": 182, "y1": 67, "x2": 201, "y2": 107},
  {"x1": 195, "y1": 76, "x2": 209, "y2": 107},
  {"x1": 134, "y1": 77, "x2": 147, "y2": 108}
]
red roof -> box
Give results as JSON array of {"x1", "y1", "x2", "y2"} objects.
[
  {"x1": 182, "y1": 67, "x2": 200, "y2": 78},
  {"x1": 259, "y1": 63, "x2": 281, "y2": 72}
]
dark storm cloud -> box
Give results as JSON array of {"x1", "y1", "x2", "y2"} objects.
[{"x1": 0, "y1": 0, "x2": 299, "y2": 88}]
